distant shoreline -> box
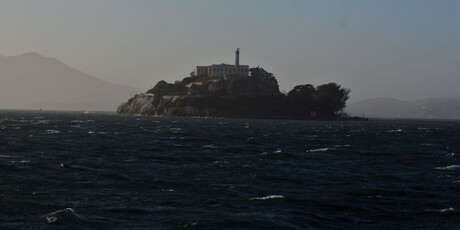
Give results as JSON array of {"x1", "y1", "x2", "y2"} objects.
[{"x1": 221, "y1": 114, "x2": 368, "y2": 121}]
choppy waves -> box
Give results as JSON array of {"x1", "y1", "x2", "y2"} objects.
[{"x1": 0, "y1": 111, "x2": 459, "y2": 229}]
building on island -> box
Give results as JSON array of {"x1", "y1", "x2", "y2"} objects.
[{"x1": 192, "y1": 48, "x2": 249, "y2": 77}]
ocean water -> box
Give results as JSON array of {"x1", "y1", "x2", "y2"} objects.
[{"x1": 0, "y1": 110, "x2": 459, "y2": 229}]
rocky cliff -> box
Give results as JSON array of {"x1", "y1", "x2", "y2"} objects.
[
  {"x1": 117, "y1": 67, "x2": 354, "y2": 119},
  {"x1": 117, "y1": 70, "x2": 284, "y2": 117}
]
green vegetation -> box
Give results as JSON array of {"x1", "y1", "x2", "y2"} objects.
[
  {"x1": 146, "y1": 80, "x2": 187, "y2": 96},
  {"x1": 287, "y1": 82, "x2": 350, "y2": 118}
]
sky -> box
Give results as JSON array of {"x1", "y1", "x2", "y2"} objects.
[{"x1": 0, "y1": 0, "x2": 459, "y2": 102}]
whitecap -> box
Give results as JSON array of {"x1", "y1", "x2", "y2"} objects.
[
  {"x1": 426, "y1": 207, "x2": 455, "y2": 213},
  {"x1": 388, "y1": 129, "x2": 403, "y2": 133},
  {"x1": 183, "y1": 221, "x2": 198, "y2": 227},
  {"x1": 334, "y1": 144, "x2": 350, "y2": 148},
  {"x1": 41, "y1": 208, "x2": 85, "y2": 224},
  {"x1": 202, "y1": 144, "x2": 217, "y2": 149},
  {"x1": 250, "y1": 195, "x2": 284, "y2": 200},
  {"x1": 439, "y1": 208, "x2": 455, "y2": 213},
  {"x1": 306, "y1": 148, "x2": 329, "y2": 152},
  {"x1": 72, "y1": 120, "x2": 94, "y2": 123},
  {"x1": 10, "y1": 160, "x2": 30, "y2": 164},
  {"x1": 88, "y1": 131, "x2": 95, "y2": 134},
  {"x1": 43, "y1": 130, "x2": 60, "y2": 134},
  {"x1": 33, "y1": 120, "x2": 49, "y2": 125},
  {"x1": 274, "y1": 149, "x2": 282, "y2": 153},
  {"x1": 47, "y1": 216, "x2": 58, "y2": 224},
  {"x1": 435, "y1": 165, "x2": 460, "y2": 171}
]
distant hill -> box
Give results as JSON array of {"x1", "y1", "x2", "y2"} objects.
[
  {"x1": 0, "y1": 52, "x2": 142, "y2": 111},
  {"x1": 347, "y1": 97, "x2": 460, "y2": 119}
]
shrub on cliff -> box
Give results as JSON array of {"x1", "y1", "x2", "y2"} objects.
[
  {"x1": 146, "y1": 80, "x2": 187, "y2": 96},
  {"x1": 249, "y1": 67, "x2": 280, "y2": 94}
]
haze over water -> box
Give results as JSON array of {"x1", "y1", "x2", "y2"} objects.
[{"x1": 1, "y1": 0, "x2": 459, "y2": 105}]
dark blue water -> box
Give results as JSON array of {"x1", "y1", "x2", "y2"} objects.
[{"x1": 0, "y1": 110, "x2": 459, "y2": 229}]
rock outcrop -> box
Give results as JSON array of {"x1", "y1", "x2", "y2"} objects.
[
  {"x1": 117, "y1": 93, "x2": 156, "y2": 115},
  {"x1": 117, "y1": 67, "x2": 356, "y2": 120},
  {"x1": 117, "y1": 71, "x2": 285, "y2": 117}
]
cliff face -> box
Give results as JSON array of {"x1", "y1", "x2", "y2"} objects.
[
  {"x1": 117, "y1": 68, "x2": 353, "y2": 119},
  {"x1": 117, "y1": 94, "x2": 157, "y2": 115},
  {"x1": 117, "y1": 73, "x2": 284, "y2": 117}
]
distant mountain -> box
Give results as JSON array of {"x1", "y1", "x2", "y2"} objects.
[
  {"x1": 347, "y1": 97, "x2": 460, "y2": 119},
  {"x1": 0, "y1": 52, "x2": 143, "y2": 111}
]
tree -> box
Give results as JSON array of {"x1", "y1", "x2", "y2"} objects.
[
  {"x1": 249, "y1": 66, "x2": 278, "y2": 86},
  {"x1": 287, "y1": 84, "x2": 316, "y2": 115},
  {"x1": 287, "y1": 84, "x2": 316, "y2": 101},
  {"x1": 315, "y1": 83, "x2": 350, "y2": 117},
  {"x1": 244, "y1": 66, "x2": 280, "y2": 95}
]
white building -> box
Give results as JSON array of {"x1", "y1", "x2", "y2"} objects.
[{"x1": 193, "y1": 48, "x2": 250, "y2": 77}]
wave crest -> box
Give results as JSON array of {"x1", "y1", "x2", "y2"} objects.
[{"x1": 250, "y1": 195, "x2": 284, "y2": 200}]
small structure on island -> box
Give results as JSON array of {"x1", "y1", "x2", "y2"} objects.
[{"x1": 192, "y1": 48, "x2": 250, "y2": 78}]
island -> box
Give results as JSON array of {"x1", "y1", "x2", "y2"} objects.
[{"x1": 117, "y1": 49, "x2": 364, "y2": 121}]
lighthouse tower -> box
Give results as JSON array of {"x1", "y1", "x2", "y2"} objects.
[
  {"x1": 235, "y1": 48, "x2": 240, "y2": 69},
  {"x1": 193, "y1": 48, "x2": 249, "y2": 77}
]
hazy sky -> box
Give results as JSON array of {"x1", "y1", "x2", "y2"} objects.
[{"x1": 0, "y1": 0, "x2": 459, "y2": 102}]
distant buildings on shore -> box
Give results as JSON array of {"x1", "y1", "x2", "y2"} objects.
[{"x1": 192, "y1": 48, "x2": 249, "y2": 77}]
